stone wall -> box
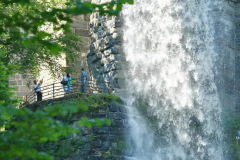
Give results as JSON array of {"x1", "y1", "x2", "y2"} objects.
[
  {"x1": 66, "y1": 103, "x2": 127, "y2": 160},
  {"x1": 10, "y1": 13, "x2": 91, "y2": 98},
  {"x1": 9, "y1": 0, "x2": 126, "y2": 97},
  {"x1": 29, "y1": 94, "x2": 128, "y2": 160},
  {"x1": 9, "y1": 74, "x2": 32, "y2": 98},
  {"x1": 70, "y1": 14, "x2": 91, "y2": 81},
  {"x1": 87, "y1": 0, "x2": 126, "y2": 93}
]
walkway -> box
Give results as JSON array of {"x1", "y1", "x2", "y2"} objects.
[{"x1": 25, "y1": 80, "x2": 112, "y2": 104}]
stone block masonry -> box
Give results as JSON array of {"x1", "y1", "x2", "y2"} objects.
[
  {"x1": 87, "y1": 10, "x2": 126, "y2": 93},
  {"x1": 65, "y1": 103, "x2": 128, "y2": 160},
  {"x1": 9, "y1": 74, "x2": 32, "y2": 98},
  {"x1": 28, "y1": 94, "x2": 129, "y2": 160},
  {"x1": 10, "y1": 12, "x2": 92, "y2": 98},
  {"x1": 9, "y1": 0, "x2": 125, "y2": 97},
  {"x1": 69, "y1": 14, "x2": 91, "y2": 81}
]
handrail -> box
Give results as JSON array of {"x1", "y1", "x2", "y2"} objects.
[{"x1": 24, "y1": 80, "x2": 113, "y2": 105}]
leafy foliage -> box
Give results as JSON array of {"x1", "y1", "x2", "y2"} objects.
[
  {"x1": 0, "y1": 0, "x2": 132, "y2": 159},
  {"x1": 0, "y1": 105, "x2": 77, "y2": 160},
  {"x1": 104, "y1": 147, "x2": 118, "y2": 159},
  {"x1": 0, "y1": 94, "x2": 116, "y2": 160},
  {"x1": 36, "y1": 137, "x2": 84, "y2": 160},
  {"x1": 78, "y1": 93, "x2": 120, "y2": 109},
  {"x1": 0, "y1": 0, "x2": 133, "y2": 77}
]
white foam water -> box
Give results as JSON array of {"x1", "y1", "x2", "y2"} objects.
[{"x1": 121, "y1": 0, "x2": 224, "y2": 159}]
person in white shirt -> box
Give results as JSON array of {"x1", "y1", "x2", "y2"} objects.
[{"x1": 33, "y1": 79, "x2": 43, "y2": 101}]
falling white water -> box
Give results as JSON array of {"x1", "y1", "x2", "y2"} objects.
[{"x1": 122, "y1": 0, "x2": 223, "y2": 159}]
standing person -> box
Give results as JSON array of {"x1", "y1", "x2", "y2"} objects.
[
  {"x1": 67, "y1": 73, "x2": 72, "y2": 92},
  {"x1": 33, "y1": 79, "x2": 43, "y2": 101},
  {"x1": 237, "y1": 130, "x2": 240, "y2": 146},
  {"x1": 62, "y1": 72, "x2": 68, "y2": 93},
  {"x1": 80, "y1": 68, "x2": 87, "y2": 93}
]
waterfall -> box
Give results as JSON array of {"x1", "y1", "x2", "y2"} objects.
[{"x1": 122, "y1": 0, "x2": 224, "y2": 159}]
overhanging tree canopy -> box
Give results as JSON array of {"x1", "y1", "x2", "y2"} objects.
[{"x1": 0, "y1": 0, "x2": 133, "y2": 77}]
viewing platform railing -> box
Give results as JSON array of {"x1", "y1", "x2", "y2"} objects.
[{"x1": 25, "y1": 80, "x2": 113, "y2": 104}]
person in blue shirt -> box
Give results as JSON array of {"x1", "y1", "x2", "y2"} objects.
[
  {"x1": 67, "y1": 73, "x2": 72, "y2": 92},
  {"x1": 80, "y1": 68, "x2": 87, "y2": 93}
]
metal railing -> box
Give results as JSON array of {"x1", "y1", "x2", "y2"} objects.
[{"x1": 25, "y1": 80, "x2": 113, "y2": 104}]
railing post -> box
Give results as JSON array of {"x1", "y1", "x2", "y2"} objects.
[{"x1": 53, "y1": 83, "x2": 55, "y2": 99}]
